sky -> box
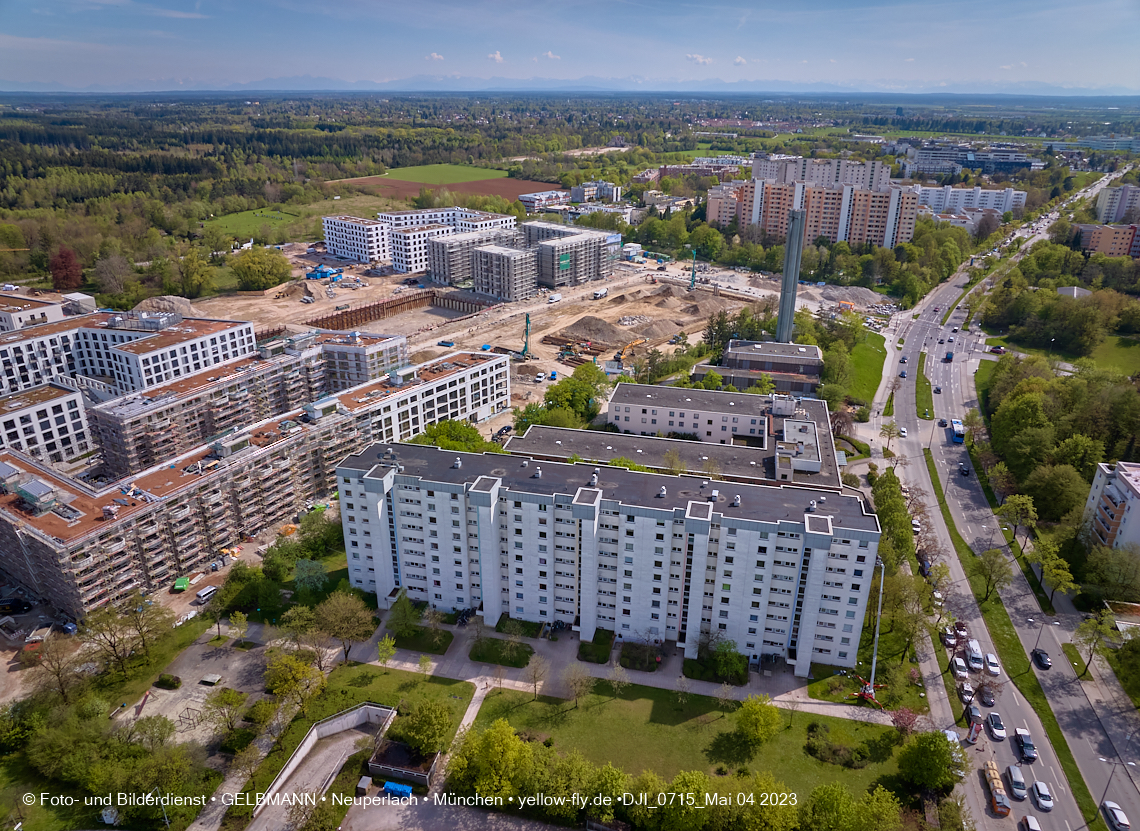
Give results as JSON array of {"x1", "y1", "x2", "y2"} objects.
[{"x1": 0, "y1": 0, "x2": 1138, "y2": 93}]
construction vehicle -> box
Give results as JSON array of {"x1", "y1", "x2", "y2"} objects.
[
  {"x1": 689, "y1": 247, "x2": 698, "y2": 291},
  {"x1": 521, "y1": 314, "x2": 531, "y2": 359},
  {"x1": 614, "y1": 338, "x2": 647, "y2": 362}
]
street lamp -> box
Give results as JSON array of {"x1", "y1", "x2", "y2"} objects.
[{"x1": 1098, "y1": 754, "x2": 1138, "y2": 818}]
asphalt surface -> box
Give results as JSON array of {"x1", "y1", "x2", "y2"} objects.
[{"x1": 863, "y1": 165, "x2": 1137, "y2": 831}]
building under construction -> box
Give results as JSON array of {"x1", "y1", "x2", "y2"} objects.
[
  {"x1": 473, "y1": 246, "x2": 538, "y2": 302},
  {"x1": 427, "y1": 229, "x2": 523, "y2": 286}
]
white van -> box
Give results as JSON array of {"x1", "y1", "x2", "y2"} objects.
[
  {"x1": 196, "y1": 585, "x2": 219, "y2": 603},
  {"x1": 535, "y1": 372, "x2": 546, "y2": 383},
  {"x1": 548, "y1": 293, "x2": 562, "y2": 303},
  {"x1": 593, "y1": 287, "x2": 608, "y2": 299},
  {"x1": 966, "y1": 638, "x2": 984, "y2": 671}
]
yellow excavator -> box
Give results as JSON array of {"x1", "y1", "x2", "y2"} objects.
[{"x1": 614, "y1": 338, "x2": 647, "y2": 362}]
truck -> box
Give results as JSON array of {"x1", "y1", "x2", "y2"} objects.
[
  {"x1": 1015, "y1": 728, "x2": 1038, "y2": 762},
  {"x1": 593, "y1": 287, "x2": 608, "y2": 299},
  {"x1": 982, "y1": 760, "x2": 1012, "y2": 817},
  {"x1": 548, "y1": 293, "x2": 562, "y2": 303},
  {"x1": 24, "y1": 624, "x2": 52, "y2": 644},
  {"x1": 0, "y1": 598, "x2": 31, "y2": 615},
  {"x1": 944, "y1": 351, "x2": 954, "y2": 362},
  {"x1": 437, "y1": 340, "x2": 455, "y2": 348}
]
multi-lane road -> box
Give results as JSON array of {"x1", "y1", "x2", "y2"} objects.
[{"x1": 868, "y1": 166, "x2": 1137, "y2": 830}]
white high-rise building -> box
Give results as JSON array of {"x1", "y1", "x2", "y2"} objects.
[
  {"x1": 750, "y1": 156, "x2": 892, "y2": 191},
  {"x1": 907, "y1": 185, "x2": 1027, "y2": 214},
  {"x1": 373, "y1": 208, "x2": 516, "y2": 273},
  {"x1": 322, "y1": 216, "x2": 390, "y2": 263},
  {"x1": 337, "y1": 443, "x2": 880, "y2": 677}
]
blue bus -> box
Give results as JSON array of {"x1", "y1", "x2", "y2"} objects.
[{"x1": 950, "y1": 419, "x2": 966, "y2": 444}]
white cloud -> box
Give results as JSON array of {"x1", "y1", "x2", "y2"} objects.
[
  {"x1": 542, "y1": 50, "x2": 560, "y2": 60},
  {"x1": 1020, "y1": 61, "x2": 1027, "y2": 67},
  {"x1": 685, "y1": 53, "x2": 712, "y2": 65},
  {"x1": 425, "y1": 52, "x2": 443, "y2": 61},
  {"x1": 488, "y1": 51, "x2": 504, "y2": 63},
  {"x1": 829, "y1": 58, "x2": 836, "y2": 63},
  {"x1": 905, "y1": 57, "x2": 914, "y2": 62},
  {"x1": 999, "y1": 65, "x2": 1012, "y2": 70},
  {"x1": 733, "y1": 56, "x2": 746, "y2": 66}
]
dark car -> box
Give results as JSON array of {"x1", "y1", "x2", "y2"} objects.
[
  {"x1": 978, "y1": 686, "x2": 996, "y2": 707},
  {"x1": 1033, "y1": 649, "x2": 1052, "y2": 670},
  {"x1": 934, "y1": 386, "x2": 942, "y2": 394},
  {"x1": 939, "y1": 338, "x2": 946, "y2": 344},
  {"x1": 900, "y1": 356, "x2": 908, "y2": 364},
  {"x1": 960, "y1": 465, "x2": 971, "y2": 476},
  {"x1": 939, "y1": 418, "x2": 948, "y2": 427},
  {"x1": 900, "y1": 370, "x2": 907, "y2": 378},
  {"x1": 964, "y1": 703, "x2": 982, "y2": 725}
]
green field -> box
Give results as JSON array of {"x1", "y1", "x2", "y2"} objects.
[
  {"x1": 381, "y1": 164, "x2": 508, "y2": 185},
  {"x1": 473, "y1": 681, "x2": 899, "y2": 792},
  {"x1": 983, "y1": 334, "x2": 1140, "y2": 375},
  {"x1": 849, "y1": 332, "x2": 887, "y2": 404},
  {"x1": 203, "y1": 193, "x2": 408, "y2": 244}
]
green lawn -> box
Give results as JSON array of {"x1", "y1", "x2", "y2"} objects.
[
  {"x1": 883, "y1": 391, "x2": 895, "y2": 417},
  {"x1": 1062, "y1": 643, "x2": 1089, "y2": 677},
  {"x1": 916, "y1": 352, "x2": 934, "y2": 420},
  {"x1": 388, "y1": 624, "x2": 454, "y2": 655},
  {"x1": 473, "y1": 682, "x2": 899, "y2": 791},
  {"x1": 1104, "y1": 647, "x2": 1140, "y2": 710},
  {"x1": 381, "y1": 164, "x2": 509, "y2": 185},
  {"x1": 0, "y1": 756, "x2": 102, "y2": 831},
  {"x1": 923, "y1": 448, "x2": 1102, "y2": 828},
  {"x1": 220, "y1": 664, "x2": 474, "y2": 830},
  {"x1": 849, "y1": 332, "x2": 887, "y2": 404},
  {"x1": 974, "y1": 359, "x2": 997, "y2": 426},
  {"x1": 203, "y1": 207, "x2": 300, "y2": 240},
  {"x1": 469, "y1": 637, "x2": 534, "y2": 668},
  {"x1": 983, "y1": 334, "x2": 1140, "y2": 375},
  {"x1": 203, "y1": 193, "x2": 408, "y2": 246}
]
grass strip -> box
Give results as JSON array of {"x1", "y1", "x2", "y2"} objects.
[
  {"x1": 884, "y1": 391, "x2": 895, "y2": 417},
  {"x1": 850, "y1": 332, "x2": 887, "y2": 404},
  {"x1": 1062, "y1": 643, "x2": 1089, "y2": 678},
  {"x1": 916, "y1": 352, "x2": 934, "y2": 420},
  {"x1": 924, "y1": 448, "x2": 1102, "y2": 828},
  {"x1": 1104, "y1": 648, "x2": 1140, "y2": 710}
]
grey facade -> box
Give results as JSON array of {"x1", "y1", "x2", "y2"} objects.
[{"x1": 473, "y1": 246, "x2": 538, "y2": 302}]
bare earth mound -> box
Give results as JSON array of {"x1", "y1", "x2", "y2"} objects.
[
  {"x1": 820, "y1": 285, "x2": 887, "y2": 309},
  {"x1": 634, "y1": 319, "x2": 681, "y2": 340},
  {"x1": 133, "y1": 295, "x2": 207, "y2": 317},
  {"x1": 558, "y1": 315, "x2": 630, "y2": 347}
]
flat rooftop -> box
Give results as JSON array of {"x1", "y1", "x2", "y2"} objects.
[
  {"x1": 0, "y1": 383, "x2": 77, "y2": 415},
  {"x1": 336, "y1": 352, "x2": 504, "y2": 414},
  {"x1": 0, "y1": 294, "x2": 60, "y2": 314},
  {"x1": 391, "y1": 224, "x2": 451, "y2": 236},
  {"x1": 723, "y1": 340, "x2": 824, "y2": 362},
  {"x1": 91, "y1": 354, "x2": 273, "y2": 417},
  {"x1": 325, "y1": 215, "x2": 384, "y2": 227},
  {"x1": 98, "y1": 318, "x2": 247, "y2": 355},
  {"x1": 477, "y1": 245, "x2": 530, "y2": 257},
  {"x1": 0, "y1": 313, "x2": 111, "y2": 347},
  {"x1": 609, "y1": 382, "x2": 771, "y2": 419},
  {"x1": 340, "y1": 443, "x2": 878, "y2": 532}
]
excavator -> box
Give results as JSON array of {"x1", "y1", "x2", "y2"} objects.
[{"x1": 614, "y1": 337, "x2": 647, "y2": 362}]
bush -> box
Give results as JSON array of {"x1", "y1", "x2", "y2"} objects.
[
  {"x1": 155, "y1": 674, "x2": 182, "y2": 690},
  {"x1": 577, "y1": 628, "x2": 614, "y2": 663},
  {"x1": 682, "y1": 657, "x2": 747, "y2": 686},
  {"x1": 804, "y1": 722, "x2": 871, "y2": 769},
  {"x1": 244, "y1": 698, "x2": 278, "y2": 729},
  {"x1": 220, "y1": 727, "x2": 257, "y2": 754},
  {"x1": 855, "y1": 406, "x2": 871, "y2": 422},
  {"x1": 619, "y1": 640, "x2": 658, "y2": 672}
]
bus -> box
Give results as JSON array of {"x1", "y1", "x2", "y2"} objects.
[{"x1": 951, "y1": 419, "x2": 966, "y2": 444}]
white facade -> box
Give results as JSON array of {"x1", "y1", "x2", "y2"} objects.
[
  {"x1": 376, "y1": 207, "x2": 515, "y2": 233},
  {"x1": 607, "y1": 383, "x2": 771, "y2": 444},
  {"x1": 0, "y1": 317, "x2": 84, "y2": 397},
  {"x1": 0, "y1": 383, "x2": 90, "y2": 464},
  {"x1": 908, "y1": 185, "x2": 1027, "y2": 214},
  {"x1": 1083, "y1": 462, "x2": 1140, "y2": 551},
  {"x1": 390, "y1": 225, "x2": 454, "y2": 275},
  {"x1": 322, "y1": 216, "x2": 390, "y2": 263},
  {"x1": 338, "y1": 444, "x2": 880, "y2": 676},
  {"x1": 72, "y1": 314, "x2": 256, "y2": 393},
  {"x1": 518, "y1": 191, "x2": 571, "y2": 212},
  {"x1": 0, "y1": 296, "x2": 66, "y2": 333},
  {"x1": 750, "y1": 156, "x2": 892, "y2": 191},
  {"x1": 1097, "y1": 185, "x2": 1140, "y2": 224}
]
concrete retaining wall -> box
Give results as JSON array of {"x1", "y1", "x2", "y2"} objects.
[{"x1": 253, "y1": 702, "x2": 396, "y2": 817}]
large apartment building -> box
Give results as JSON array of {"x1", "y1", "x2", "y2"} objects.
[
  {"x1": 0, "y1": 352, "x2": 510, "y2": 618},
  {"x1": 322, "y1": 216, "x2": 391, "y2": 263},
  {"x1": 908, "y1": 185, "x2": 1027, "y2": 214},
  {"x1": 750, "y1": 156, "x2": 892, "y2": 191},
  {"x1": 1097, "y1": 185, "x2": 1140, "y2": 224},
  {"x1": 337, "y1": 442, "x2": 879, "y2": 676},
  {"x1": 1075, "y1": 224, "x2": 1139, "y2": 258},
  {"x1": 692, "y1": 341, "x2": 823, "y2": 394},
  {"x1": 1083, "y1": 462, "x2": 1140, "y2": 550},
  {"x1": 426, "y1": 229, "x2": 524, "y2": 286},
  {"x1": 521, "y1": 221, "x2": 618, "y2": 288},
  {"x1": 87, "y1": 330, "x2": 408, "y2": 477},
  {"x1": 473, "y1": 246, "x2": 539, "y2": 302},
  {"x1": 0, "y1": 294, "x2": 66, "y2": 333},
  {"x1": 0, "y1": 383, "x2": 91, "y2": 464}
]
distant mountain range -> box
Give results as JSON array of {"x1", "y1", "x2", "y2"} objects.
[{"x1": 1, "y1": 74, "x2": 1137, "y2": 97}]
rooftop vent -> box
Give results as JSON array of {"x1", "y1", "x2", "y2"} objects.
[
  {"x1": 808, "y1": 500, "x2": 817, "y2": 512},
  {"x1": 453, "y1": 457, "x2": 462, "y2": 469},
  {"x1": 522, "y1": 459, "x2": 529, "y2": 467},
  {"x1": 701, "y1": 481, "x2": 709, "y2": 488},
  {"x1": 534, "y1": 466, "x2": 542, "y2": 479},
  {"x1": 709, "y1": 489, "x2": 719, "y2": 502},
  {"x1": 555, "y1": 440, "x2": 562, "y2": 445},
  {"x1": 658, "y1": 486, "x2": 667, "y2": 497},
  {"x1": 590, "y1": 474, "x2": 598, "y2": 486},
  {"x1": 819, "y1": 495, "x2": 827, "y2": 502},
  {"x1": 732, "y1": 494, "x2": 741, "y2": 507}
]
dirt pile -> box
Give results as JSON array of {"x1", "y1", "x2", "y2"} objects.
[
  {"x1": 132, "y1": 295, "x2": 207, "y2": 317},
  {"x1": 634, "y1": 319, "x2": 681, "y2": 340},
  {"x1": 558, "y1": 315, "x2": 630, "y2": 347},
  {"x1": 820, "y1": 285, "x2": 885, "y2": 309}
]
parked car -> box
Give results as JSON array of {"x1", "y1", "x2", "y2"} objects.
[
  {"x1": 941, "y1": 627, "x2": 958, "y2": 648},
  {"x1": 911, "y1": 519, "x2": 921, "y2": 534},
  {"x1": 952, "y1": 656, "x2": 969, "y2": 680},
  {"x1": 1104, "y1": 800, "x2": 1131, "y2": 830},
  {"x1": 1006, "y1": 765, "x2": 1028, "y2": 800},
  {"x1": 965, "y1": 703, "x2": 983, "y2": 725},
  {"x1": 932, "y1": 590, "x2": 944, "y2": 607},
  {"x1": 1032, "y1": 781, "x2": 1053, "y2": 812},
  {"x1": 958, "y1": 681, "x2": 975, "y2": 703},
  {"x1": 1033, "y1": 649, "x2": 1052, "y2": 670},
  {"x1": 978, "y1": 686, "x2": 996, "y2": 707},
  {"x1": 987, "y1": 712, "x2": 1007, "y2": 740},
  {"x1": 986, "y1": 653, "x2": 1001, "y2": 676},
  {"x1": 1016, "y1": 728, "x2": 1038, "y2": 762},
  {"x1": 1022, "y1": 816, "x2": 1042, "y2": 831}
]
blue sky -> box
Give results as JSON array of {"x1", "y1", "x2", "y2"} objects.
[{"x1": 1, "y1": 0, "x2": 1137, "y2": 91}]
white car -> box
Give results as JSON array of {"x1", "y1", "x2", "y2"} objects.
[
  {"x1": 1104, "y1": 800, "x2": 1131, "y2": 830},
  {"x1": 899, "y1": 427, "x2": 908, "y2": 438},
  {"x1": 952, "y1": 656, "x2": 969, "y2": 680},
  {"x1": 985, "y1": 653, "x2": 1001, "y2": 676},
  {"x1": 1032, "y1": 781, "x2": 1054, "y2": 812},
  {"x1": 912, "y1": 519, "x2": 921, "y2": 534},
  {"x1": 932, "y1": 590, "x2": 944, "y2": 607}
]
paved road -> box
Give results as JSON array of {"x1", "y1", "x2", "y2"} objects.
[{"x1": 863, "y1": 166, "x2": 1138, "y2": 831}]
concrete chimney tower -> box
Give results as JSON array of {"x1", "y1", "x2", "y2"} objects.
[{"x1": 776, "y1": 209, "x2": 806, "y2": 343}]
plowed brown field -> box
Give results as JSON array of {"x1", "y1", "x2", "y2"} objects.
[{"x1": 342, "y1": 175, "x2": 562, "y2": 201}]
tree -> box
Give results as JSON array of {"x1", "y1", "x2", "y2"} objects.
[
  {"x1": 202, "y1": 687, "x2": 248, "y2": 733},
  {"x1": 1089, "y1": 543, "x2": 1140, "y2": 601},
  {"x1": 737, "y1": 693, "x2": 781, "y2": 745},
  {"x1": 500, "y1": 619, "x2": 525, "y2": 663},
  {"x1": 82, "y1": 605, "x2": 138, "y2": 675},
  {"x1": 418, "y1": 654, "x2": 433, "y2": 678},
  {"x1": 31, "y1": 634, "x2": 83, "y2": 703},
  {"x1": 675, "y1": 674, "x2": 692, "y2": 706},
  {"x1": 1033, "y1": 542, "x2": 1078, "y2": 603},
  {"x1": 423, "y1": 608, "x2": 447, "y2": 648},
  {"x1": 973, "y1": 212, "x2": 1000, "y2": 244},
  {"x1": 265, "y1": 653, "x2": 325, "y2": 715},
  {"x1": 890, "y1": 707, "x2": 919, "y2": 738},
  {"x1": 178, "y1": 247, "x2": 214, "y2": 298},
  {"x1": 897, "y1": 731, "x2": 968, "y2": 792},
  {"x1": 962, "y1": 407, "x2": 985, "y2": 443},
  {"x1": 293, "y1": 560, "x2": 328, "y2": 596},
  {"x1": 231, "y1": 743, "x2": 262, "y2": 781},
  {"x1": 376, "y1": 634, "x2": 396, "y2": 667},
  {"x1": 977, "y1": 548, "x2": 1014, "y2": 602},
  {"x1": 607, "y1": 664, "x2": 630, "y2": 698},
  {"x1": 997, "y1": 494, "x2": 1038, "y2": 550},
  {"x1": 879, "y1": 421, "x2": 902, "y2": 454},
  {"x1": 988, "y1": 462, "x2": 1017, "y2": 505},
  {"x1": 230, "y1": 610, "x2": 249, "y2": 645},
  {"x1": 1074, "y1": 611, "x2": 1116, "y2": 675},
  {"x1": 94, "y1": 253, "x2": 132, "y2": 294},
  {"x1": 662, "y1": 448, "x2": 685, "y2": 476},
  {"x1": 715, "y1": 681, "x2": 736, "y2": 714},
  {"x1": 49, "y1": 245, "x2": 83, "y2": 291},
  {"x1": 522, "y1": 654, "x2": 549, "y2": 700},
  {"x1": 562, "y1": 663, "x2": 596, "y2": 707},
  {"x1": 399, "y1": 699, "x2": 451, "y2": 756},
  {"x1": 386, "y1": 589, "x2": 421, "y2": 638},
  {"x1": 281, "y1": 605, "x2": 316, "y2": 650},
  {"x1": 133, "y1": 715, "x2": 176, "y2": 752},
  {"x1": 1022, "y1": 464, "x2": 1089, "y2": 522},
  {"x1": 286, "y1": 791, "x2": 339, "y2": 831},
  {"x1": 314, "y1": 590, "x2": 375, "y2": 663},
  {"x1": 121, "y1": 594, "x2": 175, "y2": 661},
  {"x1": 230, "y1": 247, "x2": 292, "y2": 290}
]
